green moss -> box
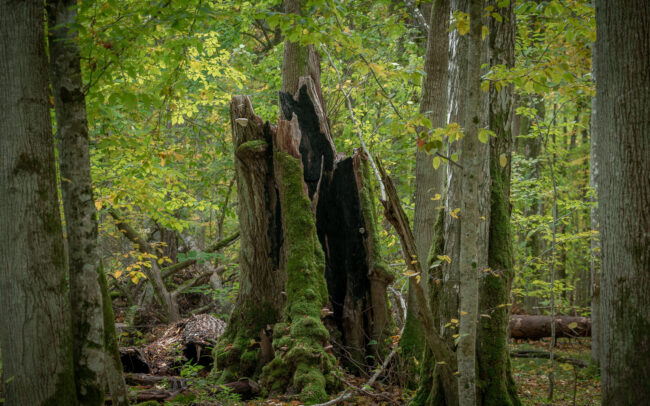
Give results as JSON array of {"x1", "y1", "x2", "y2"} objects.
[
  {"x1": 43, "y1": 370, "x2": 78, "y2": 406},
  {"x1": 476, "y1": 149, "x2": 521, "y2": 406},
  {"x1": 212, "y1": 301, "x2": 280, "y2": 382},
  {"x1": 235, "y1": 140, "x2": 268, "y2": 158},
  {"x1": 260, "y1": 151, "x2": 338, "y2": 403}
]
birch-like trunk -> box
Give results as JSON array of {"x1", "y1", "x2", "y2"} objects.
[
  {"x1": 456, "y1": 1, "x2": 486, "y2": 404},
  {"x1": 0, "y1": 1, "x2": 77, "y2": 403}
]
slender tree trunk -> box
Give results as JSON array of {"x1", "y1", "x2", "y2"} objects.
[
  {"x1": 47, "y1": 1, "x2": 108, "y2": 403},
  {"x1": 595, "y1": 1, "x2": 650, "y2": 403},
  {"x1": 402, "y1": 0, "x2": 450, "y2": 385},
  {"x1": 456, "y1": 1, "x2": 486, "y2": 404},
  {"x1": 477, "y1": 1, "x2": 521, "y2": 404},
  {"x1": 0, "y1": 1, "x2": 78, "y2": 404}
]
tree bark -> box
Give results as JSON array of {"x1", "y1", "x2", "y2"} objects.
[
  {"x1": 402, "y1": 0, "x2": 450, "y2": 382},
  {"x1": 211, "y1": 96, "x2": 285, "y2": 382},
  {"x1": 595, "y1": 1, "x2": 650, "y2": 403},
  {"x1": 456, "y1": 2, "x2": 486, "y2": 404},
  {"x1": 478, "y1": 1, "x2": 521, "y2": 404},
  {"x1": 99, "y1": 264, "x2": 130, "y2": 406},
  {"x1": 47, "y1": 0, "x2": 109, "y2": 403},
  {"x1": 0, "y1": 1, "x2": 77, "y2": 404}
]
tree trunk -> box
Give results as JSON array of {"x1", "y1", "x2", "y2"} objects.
[
  {"x1": 47, "y1": 0, "x2": 109, "y2": 403},
  {"x1": 595, "y1": 1, "x2": 650, "y2": 403},
  {"x1": 456, "y1": 2, "x2": 486, "y2": 404},
  {"x1": 0, "y1": 1, "x2": 77, "y2": 404},
  {"x1": 402, "y1": 0, "x2": 450, "y2": 383},
  {"x1": 477, "y1": 1, "x2": 521, "y2": 404},
  {"x1": 211, "y1": 96, "x2": 285, "y2": 382},
  {"x1": 99, "y1": 264, "x2": 130, "y2": 406}
]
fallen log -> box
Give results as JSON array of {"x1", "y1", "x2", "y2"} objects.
[
  {"x1": 509, "y1": 315, "x2": 590, "y2": 339},
  {"x1": 509, "y1": 350, "x2": 589, "y2": 368}
]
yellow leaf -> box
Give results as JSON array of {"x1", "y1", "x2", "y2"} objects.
[
  {"x1": 450, "y1": 318, "x2": 459, "y2": 324},
  {"x1": 114, "y1": 270, "x2": 123, "y2": 278},
  {"x1": 437, "y1": 361, "x2": 447, "y2": 365},
  {"x1": 482, "y1": 25, "x2": 489, "y2": 40},
  {"x1": 450, "y1": 208, "x2": 461, "y2": 219},
  {"x1": 404, "y1": 270, "x2": 419, "y2": 277},
  {"x1": 94, "y1": 200, "x2": 103, "y2": 211},
  {"x1": 460, "y1": 311, "x2": 468, "y2": 316},
  {"x1": 568, "y1": 322, "x2": 578, "y2": 329},
  {"x1": 499, "y1": 153, "x2": 507, "y2": 167},
  {"x1": 433, "y1": 156, "x2": 441, "y2": 169},
  {"x1": 413, "y1": 357, "x2": 419, "y2": 366},
  {"x1": 416, "y1": 275, "x2": 421, "y2": 284},
  {"x1": 431, "y1": 193, "x2": 442, "y2": 201}
]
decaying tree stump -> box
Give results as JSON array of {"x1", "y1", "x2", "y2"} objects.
[{"x1": 212, "y1": 75, "x2": 394, "y2": 401}]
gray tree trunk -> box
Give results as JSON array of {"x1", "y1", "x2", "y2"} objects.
[
  {"x1": 595, "y1": 1, "x2": 650, "y2": 403},
  {"x1": 478, "y1": 1, "x2": 521, "y2": 404},
  {"x1": 47, "y1": 0, "x2": 107, "y2": 403},
  {"x1": 456, "y1": 1, "x2": 487, "y2": 404},
  {"x1": 0, "y1": 1, "x2": 78, "y2": 404},
  {"x1": 402, "y1": 0, "x2": 450, "y2": 385}
]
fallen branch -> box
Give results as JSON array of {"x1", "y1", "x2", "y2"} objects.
[{"x1": 162, "y1": 232, "x2": 239, "y2": 279}]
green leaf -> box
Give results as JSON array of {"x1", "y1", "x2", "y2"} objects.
[
  {"x1": 120, "y1": 92, "x2": 137, "y2": 110},
  {"x1": 478, "y1": 129, "x2": 489, "y2": 143}
]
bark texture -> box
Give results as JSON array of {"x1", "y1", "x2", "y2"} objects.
[
  {"x1": 594, "y1": 1, "x2": 650, "y2": 403},
  {"x1": 402, "y1": 0, "x2": 450, "y2": 380},
  {"x1": 478, "y1": 1, "x2": 521, "y2": 404},
  {"x1": 0, "y1": 1, "x2": 77, "y2": 404},
  {"x1": 456, "y1": 1, "x2": 486, "y2": 404},
  {"x1": 47, "y1": 0, "x2": 106, "y2": 403},
  {"x1": 212, "y1": 96, "x2": 285, "y2": 382}
]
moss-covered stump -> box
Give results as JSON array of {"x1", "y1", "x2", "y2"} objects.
[
  {"x1": 211, "y1": 96, "x2": 285, "y2": 382},
  {"x1": 261, "y1": 119, "x2": 338, "y2": 404}
]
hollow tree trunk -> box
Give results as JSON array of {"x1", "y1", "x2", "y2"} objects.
[
  {"x1": 0, "y1": 1, "x2": 77, "y2": 403},
  {"x1": 211, "y1": 96, "x2": 285, "y2": 382},
  {"x1": 595, "y1": 1, "x2": 650, "y2": 403}
]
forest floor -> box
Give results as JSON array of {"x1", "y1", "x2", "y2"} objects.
[{"x1": 135, "y1": 337, "x2": 599, "y2": 405}]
